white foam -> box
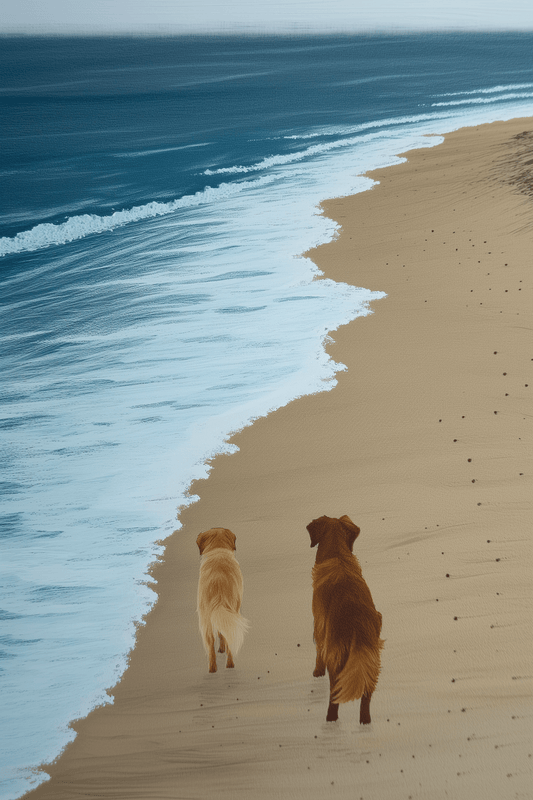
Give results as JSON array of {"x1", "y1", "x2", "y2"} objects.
[
  {"x1": 435, "y1": 83, "x2": 533, "y2": 97},
  {"x1": 432, "y1": 92, "x2": 533, "y2": 107},
  {"x1": 281, "y1": 111, "x2": 451, "y2": 139},
  {"x1": 113, "y1": 142, "x2": 212, "y2": 158},
  {"x1": 0, "y1": 176, "x2": 276, "y2": 257},
  {"x1": 203, "y1": 120, "x2": 447, "y2": 176}
]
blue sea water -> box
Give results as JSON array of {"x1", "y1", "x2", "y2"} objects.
[{"x1": 1, "y1": 33, "x2": 532, "y2": 798}]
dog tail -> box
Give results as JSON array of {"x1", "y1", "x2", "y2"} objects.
[
  {"x1": 331, "y1": 637, "x2": 385, "y2": 704},
  {"x1": 209, "y1": 606, "x2": 250, "y2": 655}
]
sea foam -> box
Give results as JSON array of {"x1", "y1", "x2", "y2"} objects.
[{"x1": 0, "y1": 176, "x2": 276, "y2": 257}]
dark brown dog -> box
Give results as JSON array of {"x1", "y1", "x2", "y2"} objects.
[
  {"x1": 196, "y1": 528, "x2": 249, "y2": 673},
  {"x1": 307, "y1": 515, "x2": 383, "y2": 723}
]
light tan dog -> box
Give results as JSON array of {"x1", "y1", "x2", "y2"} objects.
[
  {"x1": 196, "y1": 527, "x2": 249, "y2": 673},
  {"x1": 307, "y1": 515, "x2": 384, "y2": 724}
]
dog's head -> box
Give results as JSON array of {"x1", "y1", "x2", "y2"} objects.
[
  {"x1": 196, "y1": 527, "x2": 237, "y2": 556},
  {"x1": 307, "y1": 515, "x2": 360, "y2": 552}
]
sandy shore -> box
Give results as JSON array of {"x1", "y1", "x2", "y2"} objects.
[{"x1": 25, "y1": 118, "x2": 532, "y2": 800}]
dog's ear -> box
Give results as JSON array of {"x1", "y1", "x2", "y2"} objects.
[
  {"x1": 307, "y1": 516, "x2": 328, "y2": 548},
  {"x1": 196, "y1": 530, "x2": 213, "y2": 555},
  {"x1": 223, "y1": 528, "x2": 237, "y2": 551},
  {"x1": 196, "y1": 531, "x2": 208, "y2": 555},
  {"x1": 339, "y1": 515, "x2": 360, "y2": 550}
]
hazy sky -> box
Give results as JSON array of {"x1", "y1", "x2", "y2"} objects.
[{"x1": 2, "y1": 0, "x2": 533, "y2": 35}]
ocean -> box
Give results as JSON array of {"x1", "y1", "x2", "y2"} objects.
[{"x1": 1, "y1": 32, "x2": 532, "y2": 799}]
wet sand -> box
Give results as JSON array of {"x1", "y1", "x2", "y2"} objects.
[{"x1": 25, "y1": 117, "x2": 532, "y2": 800}]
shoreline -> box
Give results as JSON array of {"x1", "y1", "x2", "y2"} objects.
[{"x1": 24, "y1": 117, "x2": 532, "y2": 800}]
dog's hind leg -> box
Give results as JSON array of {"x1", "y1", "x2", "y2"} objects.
[
  {"x1": 218, "y1": 633, "x2": 226, "y2": 653},
  {"x1": 313, "y1": 646, "x2": 326, "y2": 677},
  {"x1": 206, "y1": 629, "x2": 217, "y2": 673},
  {"x1": 359, "y1": 692, "x2": 372, "y2": 725},
  {"x1": 326, "y1": 670, "x2": 339, "y2": 722},
  {"x1": 225, "y1": 645, "x2": 235, "y2": 669}
]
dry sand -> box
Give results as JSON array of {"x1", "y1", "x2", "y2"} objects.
[{"x1": 25, "y1": 118, "x2": 532, "y2": 800}]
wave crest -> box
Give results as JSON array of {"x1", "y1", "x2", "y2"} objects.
[{"x1": 0, "y1": 176, "x2": 276, "y2": 257}]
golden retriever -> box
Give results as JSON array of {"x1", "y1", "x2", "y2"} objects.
[
  {"x1": 307, "y1": 515, "x2": 384, "y2": 723},
  {"x1": 196, "y1": 527, "x2": 249, "y2": 673}
]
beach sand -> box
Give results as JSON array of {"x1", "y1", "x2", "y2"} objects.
[{"x1": 25, "y1": 118, "x2": 532, "y2": 800}]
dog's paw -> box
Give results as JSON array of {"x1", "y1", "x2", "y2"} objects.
[{"x1": 209, "y1": 664, "x2": 217, "y2": 673}]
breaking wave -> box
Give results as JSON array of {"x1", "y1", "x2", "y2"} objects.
[{"x1": 0, "y1": 175, "x2": 276, "y2": 257}]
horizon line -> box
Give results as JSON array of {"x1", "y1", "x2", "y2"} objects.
[{"x1": 2, "y1": 26, "x2": 533, "y2": 37}]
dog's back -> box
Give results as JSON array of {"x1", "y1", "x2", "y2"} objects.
[
  {"x1": 196, "y1": 528, "x2": 249, "y2": 672},
  {"x1": 312, "y1": 553, "x2": 383, "y2": 702},
  {"x1": 198, "y1": 548, "x2": 245, "y2": 650},
  {"x1": 308, "y1": 515, "x2": 383, "y2": 722}
]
